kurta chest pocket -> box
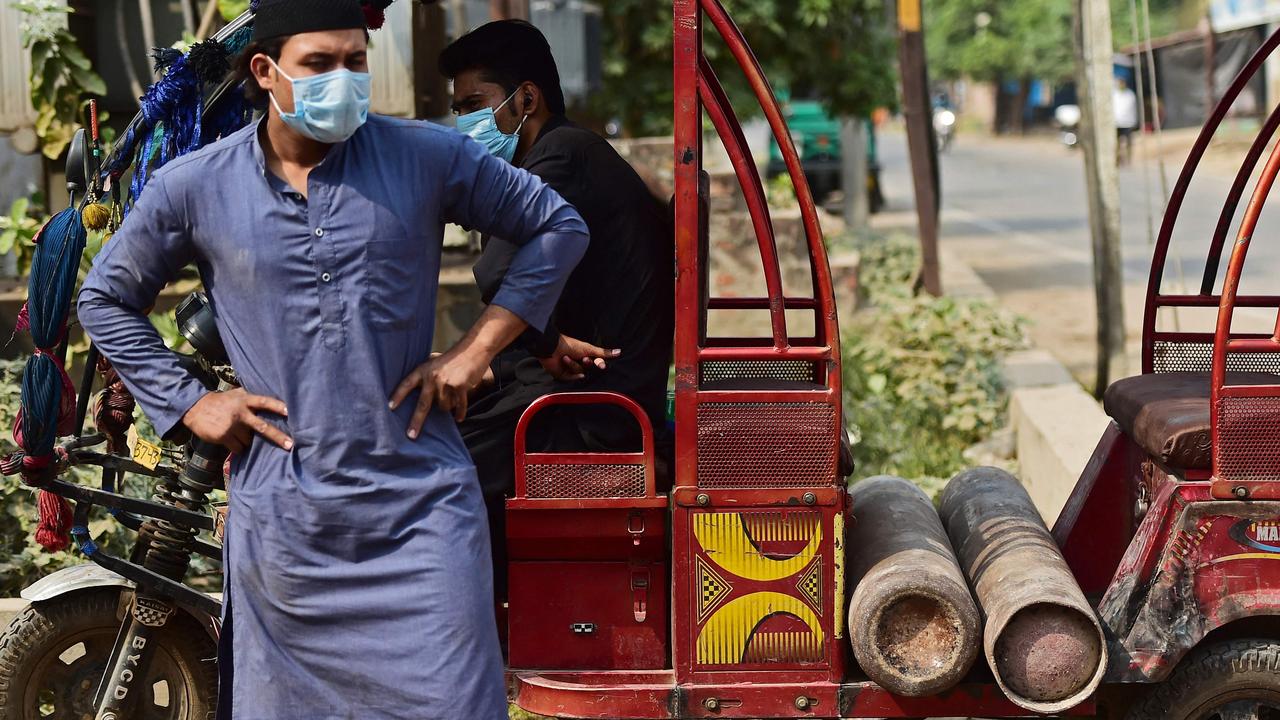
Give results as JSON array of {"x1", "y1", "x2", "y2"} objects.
[{"x1": 363, "y1": 235, "x2": 428, "y2": 330}]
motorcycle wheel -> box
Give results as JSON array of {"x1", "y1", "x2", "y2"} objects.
[
  {"x1": 0, "y1": 589, "x2": 218, "y2": 720},
  {"x1": 1126, "y1": 638, "x2": 1280, "y2": 719}
]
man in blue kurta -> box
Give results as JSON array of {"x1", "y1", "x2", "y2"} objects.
[{"x1": 76, "y1": 1, "x2": 588, "y2": 717}]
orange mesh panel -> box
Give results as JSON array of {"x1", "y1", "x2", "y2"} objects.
[
  {"x1": 524, "y1": 463, "x2": 647, "y2": 499},
  {"x1": 1216, "y1": 395, "x2": 1280, "y2": 483},
  {"x1": 696, "y1": 402, "x2": 836, "y2": 488}
]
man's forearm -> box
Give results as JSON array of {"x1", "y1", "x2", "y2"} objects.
[{"x1": 450, "y1": 304, "x2": 528, "y2": 365}]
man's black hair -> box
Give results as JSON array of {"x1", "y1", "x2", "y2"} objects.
[
  {"x1": 439, "y1": 20, "x2": 567, "y2": 116},
  {"x1": 234, "y1": 37, "x2": 287, "y2": 108}
]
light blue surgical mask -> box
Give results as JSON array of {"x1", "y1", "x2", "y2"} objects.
[
  {"x1": 269, "y1": 58, "x2": 371, "y2": 144},
  {"x1": 456, "y1": 90, "x2": 528, "y2": 163}
]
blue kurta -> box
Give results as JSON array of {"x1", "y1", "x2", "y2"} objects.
[{"x1": 77, "y1": 115, "x2": 589, "y2": 719}]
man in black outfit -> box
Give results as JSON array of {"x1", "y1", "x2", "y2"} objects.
[{"x1": 440, "y1": 21, "x2": 674, "y2": 597}]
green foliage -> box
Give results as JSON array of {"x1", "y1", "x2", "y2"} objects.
[
  {"x1": 925, "y1": 0, "x2": 1075, "y2": 84},
  {"x1": 595, "y1": 0, "x2": 897, "y2": 137},
  {"x1": 0, "y1": 195, "x2": 42, "y2": 277},
  {"x1": 842, "y1": 234, "x2": 1025, "y2": 484},
  {"x1": 218, "y1": 0, "x2": 250, "y2": 22},
  {"x1": 926, "y1": 0, "x2": 1193, "y2": 84},
  {"x1": 1111, "y1": 0, "x2": 1197, "y2": 49},
  {"x1": 14, "y1": 0, "x2": 107, "y2": 159}
]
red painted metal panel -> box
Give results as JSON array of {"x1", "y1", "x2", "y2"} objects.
[
  {"x1": 1052, "y1": 423, "x2": 1140, "y2": 595},
  {"x1": 673, "y1": 501, "x2": 846, "y2": 684},
  {"x1": 508, "y1": 561, "x2": 669, "y2": 671},
  {"x1": 506, "y1": 507, "x2": 668, "y2": 561}
]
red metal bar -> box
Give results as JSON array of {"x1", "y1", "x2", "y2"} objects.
[
  {"x1": 513, "y1": 392, "x2": 656, "y2": 500},
  {"x1": 1141, "y1": 26, "x2": 1280, "y2": 374},
  {"x1": 672, "y1": 0, "x2": 703, "y2": 490},
  {"x1": 1211, "y1": 128, "x2": 1280, "y2": 476},
  {"x1": 1155, "y1": 295, "x2": 1280, "y2": 308},
  {"x1": 698, "y1": 58, "x2": 787, "y2": 347},
  {"x1": 1201, "y1": 98, "x2": 1280, "y2": 295},
  {"x1": 1226, "y1": 338, "x2": 1280, "y2": 353},
  {"x1": 707, "y1": 297, "x2": 819, "y2": 310},
  {"x1": 698, "y1": 0, "x2": 840, "y2": 364},
  {"x1": 697, "y1": 345, "x2": 833, "y2": 361}
]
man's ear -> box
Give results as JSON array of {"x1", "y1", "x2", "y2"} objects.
[
  {"x1": 520, "y1": 82, "x2": 541, "y2": 117},
  {"x1": 250, "y1": 53, "x2": 276, "y2": 93}
]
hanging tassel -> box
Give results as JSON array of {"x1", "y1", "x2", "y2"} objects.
[
  {"x1": 186, "y1": 38, "x2": 231, "y2": 84},
  {"x1": 34, "y1": 489, "x2": 72, "y2": 552},
  {"x1": 82, "y1": 202, "x2": 111, "y2": 231}
]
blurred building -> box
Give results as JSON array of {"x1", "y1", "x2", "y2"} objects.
[{"x1": 0, "y1": 0, "x2": 602, "y2": 209}]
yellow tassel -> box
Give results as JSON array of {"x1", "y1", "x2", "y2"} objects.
[{"x1": 82, "y1": 203, "x2": 111, "y2": 232}]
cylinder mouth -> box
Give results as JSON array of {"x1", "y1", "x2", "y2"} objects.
[
  {"x1": 872, "y1": 592, "x2": 965, "y2": 681},
  {"x1": 994, "y1": 602, "x2": 1104, "y2": 705}
]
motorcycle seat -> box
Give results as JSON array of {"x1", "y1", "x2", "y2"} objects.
[{"x1": 1103, "y1": 371, "x2": 1280, "y2": 470}]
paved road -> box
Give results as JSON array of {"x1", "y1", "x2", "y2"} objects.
[{"x1": 874, "y1": 126, "x2": 1280, "y2": 388}]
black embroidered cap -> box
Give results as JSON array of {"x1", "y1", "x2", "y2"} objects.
[{"x1": 251, "y1": 0, "x2": 368, "y2": 41}]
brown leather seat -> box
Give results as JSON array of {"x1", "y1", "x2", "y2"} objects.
[{"x1": 1103, "y1": 371, "x2": 1280, "y2": 470}]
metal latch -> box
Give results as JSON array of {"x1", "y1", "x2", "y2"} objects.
[
  {"x1": 632, "y1": 568, "x2": 650, "y2": 623},
  {"x1": 628, "y1": 511, "x2": 645, "y2": 547},
  {"x1": 571, "y1": 622, "x2": 596, "y2": 634}
]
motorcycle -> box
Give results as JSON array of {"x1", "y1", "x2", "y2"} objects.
[
  {"x1": 933, "y1": 107, "x2": 956, "y2": 153},
  {"x1": 1055, "y1": 103, "x2": 1082, "y2": 149},
  {"x1": 0, "y1": 126, "x2": 233, "y2": 717}
]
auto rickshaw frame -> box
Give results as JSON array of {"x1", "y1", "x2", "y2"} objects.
[{"x1": 502, "y1": 2, "x2": 1280, "y2": 718}]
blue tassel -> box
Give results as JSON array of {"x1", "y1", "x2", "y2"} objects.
[
  {"x1": 19, "y1": 206, "x2": 85, "y2": 457},
  {"x1": 26, "y1": 208, "x2": 86, "y2": 348},
  {"x1": 20, "y1": 354, "x2": 60, "y2": 456}
]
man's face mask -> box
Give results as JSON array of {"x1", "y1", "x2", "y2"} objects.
[
  {"x1": 268, "y1": 57, "x2": 371, "y2": 144},
  {"x1": 456, "y1": 89, "x2": 527, "y2": 163}
]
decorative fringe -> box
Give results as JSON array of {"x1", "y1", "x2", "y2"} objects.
[
  {"x1": 35, "y1": 489, "x2": 72, "y2": 552},
  {"x1": 82, "y1": 202, "x2": 111, "y2": 231},
  {"x1": 187, "y1": 38, "x2": 231, "y2": 84}
]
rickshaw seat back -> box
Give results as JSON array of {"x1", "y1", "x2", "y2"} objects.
[
  {"x1": 1104, "y1": 371, "x2": 1280, "y2": 471},
  {"x1": 1136, "y1": 27, "x2": 1280, "y2": 496},
  {"x1": 506, "y1": 392, "x2": 669, "y2": 671}
]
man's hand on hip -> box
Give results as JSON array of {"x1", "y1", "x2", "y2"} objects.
[
  {"x1": 390, "y1": 304, "x2": 528, "y2": 436},
  {"x1": 182, "y1": 389, "x2": 292, "y2": 453},
  {"x1": 390, "y1": 349, "x2": 490, "y2": 433}
]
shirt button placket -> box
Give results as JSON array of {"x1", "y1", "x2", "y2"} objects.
[{"x1": 310, "y1": 195, "x2": 345, "y2": 349}]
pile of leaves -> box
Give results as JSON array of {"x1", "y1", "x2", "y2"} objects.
[{"x1": 842, "y1": 233, "x2": 1025, "y2": 491}]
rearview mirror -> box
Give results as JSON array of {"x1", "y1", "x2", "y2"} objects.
[{"x1": 65, "y1": 128, "x2": 87, "y2": 196}]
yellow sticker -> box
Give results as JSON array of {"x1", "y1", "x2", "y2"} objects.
[
  {"x1": 132, "y1": 436, "x2": 162, "y2": 471},
  {"x1": 898, "y1": 0, "x2": 921, "y2": 31}
]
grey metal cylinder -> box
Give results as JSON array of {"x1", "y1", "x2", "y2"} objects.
[
  {"x1": 846, "y1": 476, "x2": 981, "y2": 697},
  {"x1": 940, "y1": 467, "x2": 1107, "y2": 714}
]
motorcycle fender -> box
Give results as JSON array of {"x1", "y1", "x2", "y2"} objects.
[
  {"x1": 20, "y1": 564, "x2": 221, "y2": 641},
  {"x1": 21, "y1": 563, "x2": 133, "y2": 603}
]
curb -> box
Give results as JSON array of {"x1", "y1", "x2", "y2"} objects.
[
  {"x1": 939, "y1": 248, "x2": 1111, "y2": 525},
  {"x1": 0, "y1": 597, "x2": 26, "y2": 627}
]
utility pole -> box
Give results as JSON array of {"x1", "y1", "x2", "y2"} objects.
[
  {"x1": 840, "y1": 118, "x2": 870, "y2": 231},
  {"x1": 1074, "y1": 0, "x2": 1127, "y2": 395},
  {"x1": 491, "y1": 0, "x2": 528, "y2": 20},
  {"x1": 896, "y1": 0, "x2": 942, "y2": 296}
]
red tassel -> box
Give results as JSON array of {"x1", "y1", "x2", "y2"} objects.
[
  {"x1": 34, "y1": 489, "x2": 72, "y2": 552},
  {"x1": 362, "y1": 4, "x2": 385, "y2": 29}
]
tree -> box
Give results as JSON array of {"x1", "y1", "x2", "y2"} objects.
[
  {"x1": 925, "y1": 0, "x2": 1074, "y2": 133},
  {"x1": 594, "y1": 0, "x2": 898, "y2": 137},
  {"x1": 927, "y1": 0, "x2": 1074, "y2": 85}
]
